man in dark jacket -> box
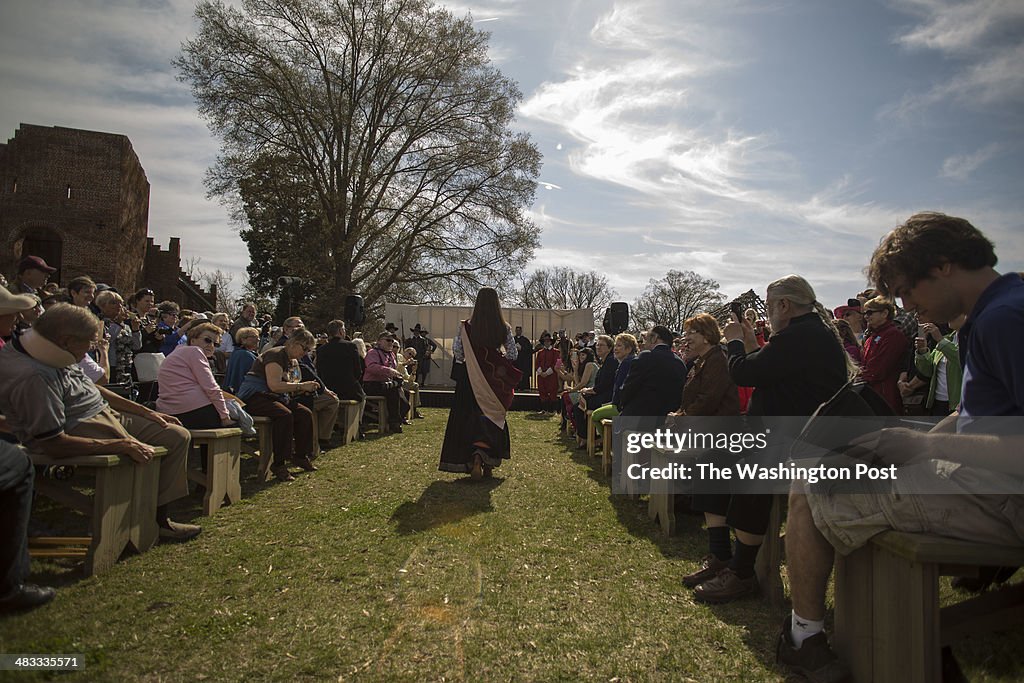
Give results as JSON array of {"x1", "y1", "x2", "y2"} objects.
[
  {"x1": 317, "y1": 320, "x2": 364, "y2": 400},
  {"x1": 512, "y1": 326, "x2": 534, "y2": 390},
  {"x1": 316, "y1": 320, "x2": 366, "y2": 429},
  {"x1": 404, "y1": 324, "x2": 437, "y2": 386},
  {"x1": 616, "y1": 326, "x2": 687, "y2": 419},
  {"x1": 687, "y1": 275, "x2": 848, "y2": 606}
]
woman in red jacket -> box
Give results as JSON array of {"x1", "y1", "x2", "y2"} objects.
[{"x1": 860, "y1": 297, "x2": 908, "y2": 413}]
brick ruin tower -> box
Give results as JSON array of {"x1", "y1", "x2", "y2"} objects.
[{"x1": 0, "y1": 124, "x2": 215, "y2": 309}]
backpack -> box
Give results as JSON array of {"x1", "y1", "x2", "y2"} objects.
[{"x1": 791, "y1": 380, "x2": 896, "y2": 459}]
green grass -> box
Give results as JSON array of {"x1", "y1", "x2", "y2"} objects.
[{"x1": 2, "y1": 409, "x2": 1022, "y2": 681}]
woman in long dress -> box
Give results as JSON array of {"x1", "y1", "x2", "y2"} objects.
[{"x1": 438, "y1": 287, "x2": 521, "y2": 479}]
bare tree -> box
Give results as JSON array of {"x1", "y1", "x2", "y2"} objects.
[
  {"x1": 631, "y1": 270, "x2": 726, "y2": 333},
  {"x1": 176, "y1": 0, "x2": 541, "y2": 317},
  {"x1": 515, "y1": 267, "x2": 617, "y2": 312},
  {"x1": 202, "y1": 269, "x2": 237, "y2": 314}
]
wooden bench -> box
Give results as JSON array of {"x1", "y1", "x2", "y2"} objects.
[
  {"x1": 187, "y1": 428, "x2": 242, "y2": 516},
  {"x1": 834, "y1": 531, "x2": 1024, "y2": 682},
  {"x1": 29, "y1": 449, "x2": 165, "y2": 575},
  {"x1": 252, "y1": 416, "x2": 274, "y2": 482},
  {"x1": 363, "y1": 395, "x2": 389, "y2": 434},
  {"x1": 338, "y1": 399, "x2": 361, "y2": 445},
  {"x1": 601, "y1": 419, "x2": 613, "y2": 476}
]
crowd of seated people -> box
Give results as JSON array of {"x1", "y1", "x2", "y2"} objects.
[
  {"x1": 544, "y1": 213, "x2": 1021, "y2": 680},
  {"x1": 0, "y1": 262, "x2": 422, "y2": 613},
  {"x1": 3, "y1": 210, "x2": 1021, "y2": 683}
]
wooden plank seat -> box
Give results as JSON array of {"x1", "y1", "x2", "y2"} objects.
[
  {"x1": 363, "y1": 396, "x2": 389, "y2": 434},
  {"x1": 252, "y1": 416, "x2": 275, "y2": 482},
  {"x1": 29, "y1": 448, "x2": 165, "y2": 575},
  {"x1": 834, "y1": 531, "x2": 1024, "y2": 683},
  {"x1": 338, "y1": 399, "x2": 361, "y2": 445},
  {"x1": 187, "y1": 428, "x2": 242, "y2": 516},
  {"x1": 601, "y1": 419, "x2": 613, "y2": 476}
]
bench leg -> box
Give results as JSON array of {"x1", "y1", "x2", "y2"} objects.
[
  {"x1": 834, "y1": 545, "x2": 875, "y2": 683},
  {"x1": 225, "y1": 436, "x2": 242, "y2": 505},
  {"x1": 256, "y1": 424, "x2": 273, "y2": 482},
  {"x1": 586, "y1": 413, "x2": 596, "y2": 458},
  {"x1": 130, "y1": 457, "x2": 160, "y2": 553},
  {"x1": 87, "y1": 465, "x2": 134, "y2": 576},
  {"x1": 342, "y1": 403, "x2": 360, "y2": 445},
  {"x1": 602, "y1": 424, "x2": 613, "y2": 476},
  {"x1": 870, "y1": 545, "x2": 941, "y2": 683},
  {"x1": 753, "y1": 494, "x2": 785, "y2": 608},
  {"x1": 647, "y1": 449, "x2": 676, "y2": 535}
]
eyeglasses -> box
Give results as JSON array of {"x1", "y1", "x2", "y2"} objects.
[{"x1": 199, "y1": 336, "x2": 218, "y2": 345}]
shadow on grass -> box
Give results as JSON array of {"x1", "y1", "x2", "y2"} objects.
[
  {"x1": 557, "y1": 430, "x2": 704, "y2": 561},
  {"x1": 390, "y1": 478, "x2": 505, "y2": 535}
]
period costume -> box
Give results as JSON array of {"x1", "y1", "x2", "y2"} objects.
[{"x1": 438, "y1": 321, "x2": 520, "y2": 473}]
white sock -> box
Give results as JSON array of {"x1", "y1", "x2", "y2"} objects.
[{"x1": 790, "y1": 610, "x2": 824, "y2": 649}]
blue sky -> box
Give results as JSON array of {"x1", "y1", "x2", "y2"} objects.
[{"x1": 1, "y1": 0, "x2": 1021, "y2": 310}]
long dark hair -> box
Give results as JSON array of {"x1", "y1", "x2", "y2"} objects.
[
  {"x1": 468, "y1": 287, "x2": 508, "y2": 349},
  {"x1": 577, "y1": 346, "x2": 596, "y2": 380}
]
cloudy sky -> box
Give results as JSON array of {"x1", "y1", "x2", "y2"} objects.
[{"x1": 2, "y1": 0, "x2": 1021, "y2": 309}]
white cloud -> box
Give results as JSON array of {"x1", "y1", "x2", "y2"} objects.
[
  {"x1": 884, "y1": 0, "x2": 1024, "y2": 116},
  {"x1": 940, "y1": 144, "x2": 1000, "y2": 180}
]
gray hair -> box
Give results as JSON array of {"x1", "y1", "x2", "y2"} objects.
[
  {"x1": 33, "y1": 303, "x2": 103, "y2": 343},
  {"x1": 767, "y1": 274, "x2": 859, "y2": 381}
]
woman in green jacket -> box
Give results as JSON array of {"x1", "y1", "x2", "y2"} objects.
[{"x1": 913, "y1": 315, "x2": 965, "y2": 416}]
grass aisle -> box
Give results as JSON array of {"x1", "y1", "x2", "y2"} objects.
[{"x1": 2, "y1": 409, "x2": 1021, "y2": 681}]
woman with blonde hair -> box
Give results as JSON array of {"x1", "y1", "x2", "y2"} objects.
[{"x1": 156, "y1": 322, "x2": 232, "y2": 430}]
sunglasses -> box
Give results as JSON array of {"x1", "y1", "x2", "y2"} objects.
[
  {"x1": 200, "y1": 336, "x2": 218, "y2": 345},
  {"x1": 139, "y1": 289, "x2": 155, "y2": 296}
]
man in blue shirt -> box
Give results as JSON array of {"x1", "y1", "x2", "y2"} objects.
[{"x1": 779, "y1": 213, "x2": 1024, "y2": 682}]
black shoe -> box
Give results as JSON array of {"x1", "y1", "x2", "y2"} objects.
[
  {"x1": 390, "y1": 424, "x2": 403, "y2": 433},
  {"x1": 293, "y1": 457, "x2": 318, "y2": 472},
  {"x1": 0, "y1": 584, "x2": 56, "y2": 613},
  {"x1": 776, "y1": 617, "x2": 850, "y2": 683},
  {"x1": 271, "y1": 464, "x2": 296, "y2": 482}
]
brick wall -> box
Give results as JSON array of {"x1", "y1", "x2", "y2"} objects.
[
  {"x1": 0, "y1": 123, "x2": 215, "y2": 310},
  {"x1": 0, "y1": 124, "x2": 149, "y2": 293},
  {"x1": 143, "y1": 237, "x2": 216, "y2": 311}
]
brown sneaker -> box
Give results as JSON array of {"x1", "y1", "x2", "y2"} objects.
[
  {"x1": 271, "y1": 465, "x2": 296, "y2": 482},
  {"x1": 692, "y1": 568, "x2": 758, "y2": 604},
  {"x1": 776, "y1": 617, "x2": 850, "y2": 683},
  {"x1": 682, "y1": 554, "x2": 729, "y2": 588},
  {"x1": 293, "y1": 457, "x2": 318, "y2": 472}
]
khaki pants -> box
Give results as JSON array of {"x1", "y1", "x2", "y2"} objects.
[
  {"x1": 68, "y1": 407, "x2": 191, "y2": 507},
  {"x1": 314, "y1": 393, "x2": 340, "y2": 440}
]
